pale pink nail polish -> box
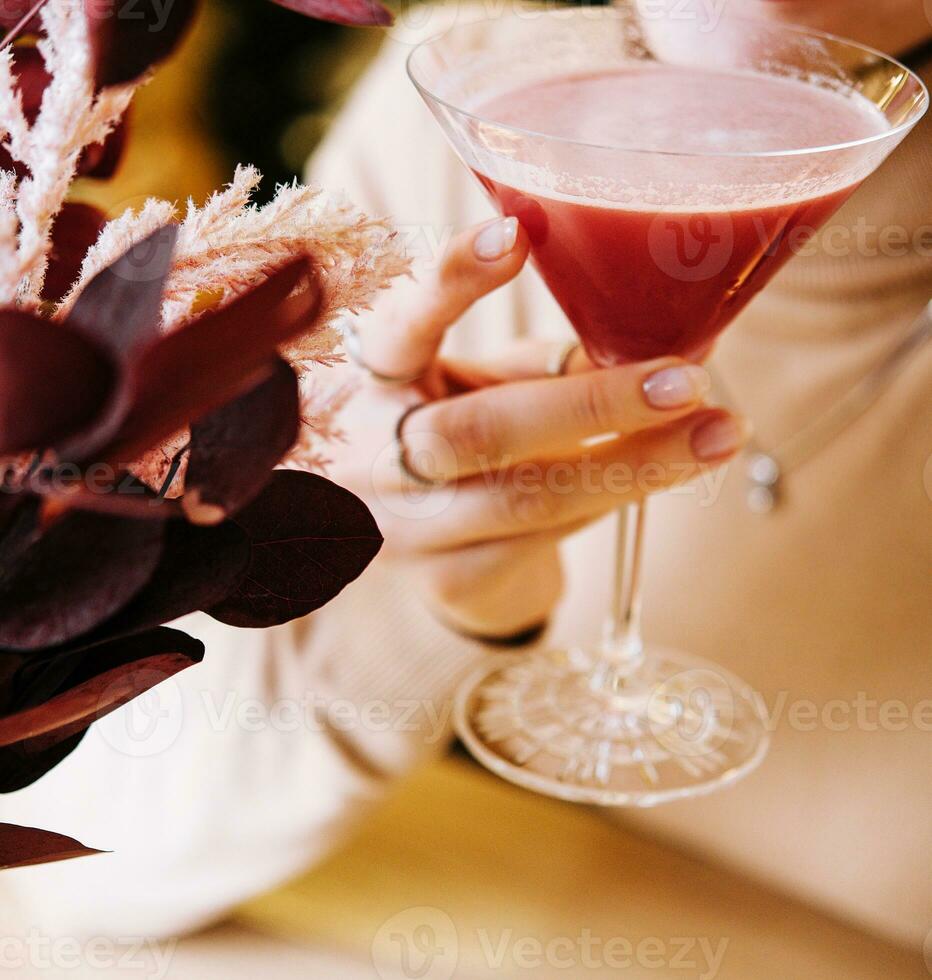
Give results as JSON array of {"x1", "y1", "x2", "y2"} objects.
[
  {"x1": 691, "y1": 415, "x2": 749, "y2": 461},
  {"x1": 474, "y1": 217, "x2": 519, "y2": 262},
  {"x1": 643, "y1": 365, "x2": 711, "y2": 409}
]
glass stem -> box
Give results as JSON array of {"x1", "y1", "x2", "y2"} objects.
[{"x1": 600, "y1": 500, "x2": 647, "y2": 674}]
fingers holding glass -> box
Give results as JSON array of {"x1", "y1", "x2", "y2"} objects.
[
  {"x1": 394, "y1": 357, "x2": 713, "y2": 484},
  {"x1": 385, "y1": 407, "x2": 749, "y2": 552}
]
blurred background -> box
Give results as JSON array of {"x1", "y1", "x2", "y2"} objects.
[{"x1": 77, "y1": 0, "x2": 381, "y2": 211}]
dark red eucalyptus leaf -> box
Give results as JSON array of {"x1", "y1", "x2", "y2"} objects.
[
  {"x1": 0, "y1": 0, "x2": 43, "y2": 30},
  {"x1": 0, "y1": 523, "x2": 235, "y2": 787},
  {"x1": 42, "y1": 202, "x2": 107, "y2": 303},
  {"x1": 0, "y1": 729, "x2": 85, "y2": 793},
  {"x1": 184, "y1": 357, "x2": 299, "y2": 525},
  {"x1": 0, "y1": 512, "x2": 164, "y2": 650},
  {"x1": 0, "y1": 626, "x2": 202, "y2": 792},
  {"x1": 208, "y1": 470, "x2": 382, "y2": 628},
  {"x1": 268, "y1": 0, "x2": 392, "y2": 26},
  {"x1": 3, "y1": 45, "x2": 48, "y2": 143},
  {"x1": 38, "y1": 479, "x2": 182, "y2": 523},
  {"x1": 78, "y1": 111, "x2": 129, "y2": 179},
  {"x1": 0, "y1": 625, "x2": 81, "y2": 792},
  {"x1": 56, "y1": 224, "x2": 179, "y2": 463},
  {"x1": 0, "y1": 310, "x2": 117, "y2": 455},
  {"x1": 85, "y1": 0, "x2": 199, "y2": 89},
  {"x1": 0, "y1": 823, "x2": 104, "y2": 870},
  {"x1": 0, "y1": 492, "x2": 20, "y2": 534},
  {"x1": 0, "y1": 626, "x2": 203, "y2": 748},
  {"x1": 67, "y1": 224, "x2": 177, "y2": 357},
  {"x1": 100, "y1": 257, "x2": 320, "y2": 465},
  {"x1": 0, "y1": 649, "x2": 193, "y2": 747},
  {"x1": 0, "y1": 650, "x2": 23, "y2": 703},
  {"x1": 10, "y1": 44, "x2": 47, "y2": 124},
  {"x1": 81, "y1": 519, "x2": 250, "y2": 642},
  {"x1": 0, "y1": 494, "x2": 40, "y2": 569}
]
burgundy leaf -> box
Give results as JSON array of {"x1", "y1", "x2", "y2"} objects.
[
  {"x1": 0, "y1": 512, "x2": 164, "y2": 650},
  {"x1": 0, "y1": 495, "x2": 40, "y2": 569},
  {"x1": 0, "y1": 635, "x2": 86, "y2": 794},
  {"x1": 0, "y1": 626, "x2": 203, "y2": 791},
  {"x1": 56, "y1": 225, "x2": 178, "y2": 462},
  {"x1": 0, "y1": 45, "x2": 48, "y2": 178},
  {"x1": 0, "y1": 730, "x2": 86, "y2": 794},
  {"x1": 269, "y1": 0, "x2": 393, "y2": 27},
  {"x1": 0, "y1": 627, "x2": 202, "y2": 746},
  {"x1": 84, "y1": 519, "x2": 250, "y2": 641},
  {"x1": 42, "y1": 202, "x2": 107, "y2": 303},
  {"x1": 13, "y1": 45, "x2": 47, "y2": 124},
  {"x1": 0, "y1": 823, "x2": 104, "y2": 870},
  {"x1": 38, "y1": 479, "x2": 182, "y2": 523},
  {"x1": 208, "y1": 470, "x2": 382, "y2": 628},
  {"x1": 0, "y1": 0, "x2": 44, "y2": 31},
  {"x1": 0, "y1": 310, "x2": 117, "y2": 455},
  {"x1": 100, "y1": 257, "x2": 321, "y2": 465},
  {"x1": 85, "y1": 0, "x2": 199, "y2": 89},
  {"x1": 67, "y1": 224, "x2": 177, "y2": 357},
  {"x1": 78, "y1": 110, "x2": 129, "y2": 179},
  {"x1": 184, "y1": 357, "x2": 299, "y2": 525}
]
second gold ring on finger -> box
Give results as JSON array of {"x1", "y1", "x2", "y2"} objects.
[
  {"x1": 396, "y1": 403, "x2": 448, "y2": 488},
  {"x1": 343, "y1": 319, "x2": 428, "y2": 386}
]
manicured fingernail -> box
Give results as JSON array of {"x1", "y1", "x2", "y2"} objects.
[
  {"x1": 691, "y1": 414, "x2": 750, "y2": 461},
  {"x1": 474, "y1": 217, "x2": 519, "y2": 262},
  {"x1": 642, "y1": 365, "x2": 711, "y2": 409}
]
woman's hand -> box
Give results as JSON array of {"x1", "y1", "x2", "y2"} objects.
[{"x1": 329, "y1": 217, "x2": 750, "y2": 639}]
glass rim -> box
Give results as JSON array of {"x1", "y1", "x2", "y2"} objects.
[{"x1": 405, "y1": 6, "x2": 930, "y2": 161}]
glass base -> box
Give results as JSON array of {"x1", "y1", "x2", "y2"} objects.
[{"x1": 454, "y1": 645, "x2": 770, "y2": 807}]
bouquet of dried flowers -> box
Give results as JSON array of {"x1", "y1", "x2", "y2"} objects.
[{"x1": 0, "y1": 0, "x2": 407, "y2": 869}]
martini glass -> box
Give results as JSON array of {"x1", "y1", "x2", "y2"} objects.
[{"x1": 407, "y1": 6, "x2": 928, "y2": 805}]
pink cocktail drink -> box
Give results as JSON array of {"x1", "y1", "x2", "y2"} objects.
[
  {"x1": 473, "y1": 66, "x2": 887, "y2": 364},
  {"x1": 408, "y1": 6, "x2": 926, "y2": 806}
]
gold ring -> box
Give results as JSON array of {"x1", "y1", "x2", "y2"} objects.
[
  {"x1": 396, "y1": 403, "x2": 447, "y2": 487},
  {"x1": 343, "y1": 319, "x2": 427, "y2": 386},
  {"x1": 547, "y1": 340, "x2": 581, "y2": 377}
]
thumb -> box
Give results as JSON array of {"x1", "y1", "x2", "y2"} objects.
[{"x1": 355, "y1": 216, "x2": 529, "y2": 381}]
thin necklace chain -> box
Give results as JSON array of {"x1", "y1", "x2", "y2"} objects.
[{"x1": 713, "y1": 300, "x2": 932, "y2": 514}]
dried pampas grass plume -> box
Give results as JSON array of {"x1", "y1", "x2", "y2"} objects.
[
  {"x1": 59, "y1": 166, "x2": 411, "y2": 472},
  {"x1": 0, "y1": 0, "x2": 137, "y2": 304},
  {"x1": 59, "y1": 165, "x2": 410, "y2": 365}
]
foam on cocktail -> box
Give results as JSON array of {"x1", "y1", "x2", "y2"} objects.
[{"x1": 470, "y1": 65, "x2": 888, "y2": 213}]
